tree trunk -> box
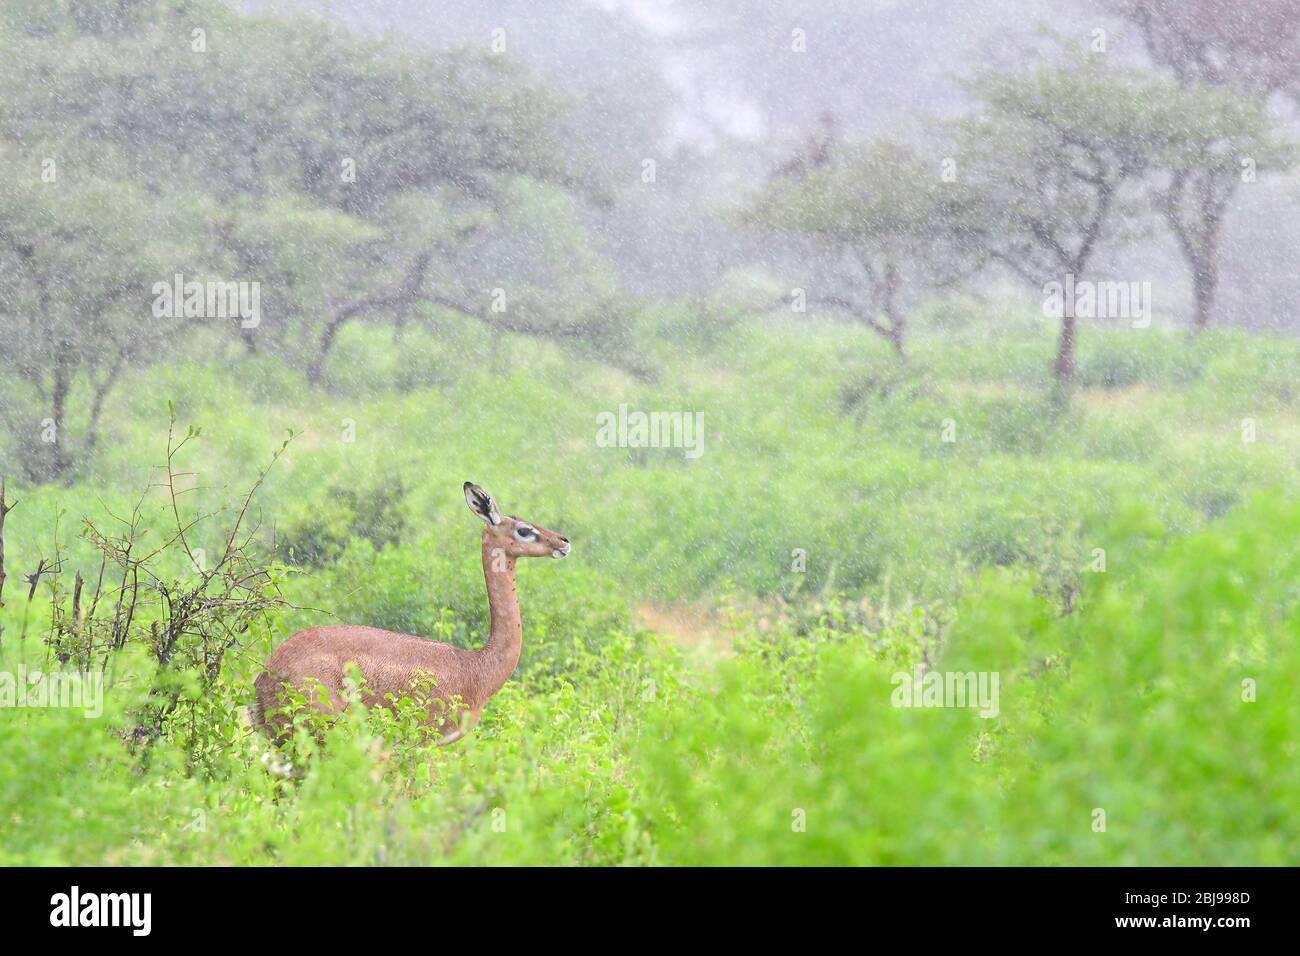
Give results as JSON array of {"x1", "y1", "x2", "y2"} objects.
[
  {"x1": 1161, "y1": 168, "x2": 1231, "y2": 334},
  {"x1": 881, "y1": 260, "x2": 906, "y2": 356},
  {"x1": 308, "y1": 312, "x2": 349, "y2": 386},
  {"x1": 309, "y1": 251, "x2": 433, "y2": 385},
  {"x1": 1190, "y1": 244, "x2": 1220, "y2": 331},
  {"x1": 33, "y1": 360, "x2": 76, "y2": 484},
  {"x1": 82, "y1": 355, "x2": 124, "y2": 464},
  {"x1": 306, "y1": 340, "x2": 331, "y2": 386},
  {"x1": 0, "y1": 476, "x2": 12, "y2": 613},
  {"x1": 1053, "y1": 313, "x2": 1077, "y2": 390},
  {"x1": 888, "y1": 321, "x2": 906, "y2": 356}
]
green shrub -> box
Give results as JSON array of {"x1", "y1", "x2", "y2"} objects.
[
  {"x1": 639, "y1": 494, "x2": 1300, "y2": 864},
  {"x1": 276, "y1": 477, "x2": 409, "y2": 566}
]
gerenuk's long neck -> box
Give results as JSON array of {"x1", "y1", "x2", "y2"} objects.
[{"x1": 477, "y1": 529, "x2": 523, "y2": 699}]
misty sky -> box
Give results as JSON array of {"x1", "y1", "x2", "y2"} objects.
[{"x1": 266, "y1": 0, "x2": 1095, "y2": 146}]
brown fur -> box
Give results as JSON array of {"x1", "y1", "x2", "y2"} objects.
[{"x1": 253, "y1": 484, "x2": 569, "y2": 746}]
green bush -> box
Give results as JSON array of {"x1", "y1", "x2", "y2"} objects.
[
  {"x1": 639, "y1": 494, "x2": 1300, "y2": 864},
  {"x1": 276, "y1": 477, "x2": 409, "y2": 566}
]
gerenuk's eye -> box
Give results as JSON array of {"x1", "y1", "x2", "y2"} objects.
[{"x1": 515, "y1": 524, "x2": 536, "y2": 540}]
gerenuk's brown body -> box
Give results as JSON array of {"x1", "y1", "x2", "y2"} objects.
[{"x1": 253, "y1": 483, "x2": 569, "y2": 745}]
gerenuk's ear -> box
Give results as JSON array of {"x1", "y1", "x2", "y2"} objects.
[{"x1": 464, "y1": 481, "x2": 502, "y2": 526}]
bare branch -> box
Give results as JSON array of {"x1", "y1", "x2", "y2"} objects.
[{"x1": 0, "y1": 476, "x2": 15, "y2": 610}]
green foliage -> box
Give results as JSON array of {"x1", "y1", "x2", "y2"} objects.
[
  {"x1": 747, "y1": 138, "x2": 982, "y2": 349},
  {"x1": 0, "y1": 0, "x2": 602, "y2": 480},
  {"x1": 276, "y1": 478, "x2": 410, "y2": 566},
  {"x1": 2, "y1": 317, "x2": 1298, "y2": 865},
  {"x1": 751, "y1": 140, "x2": 959, "y2": 247},
  {"x1": 639, "y1": 494, "x2": 1300, "y2": 864}
]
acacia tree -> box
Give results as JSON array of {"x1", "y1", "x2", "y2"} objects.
[
  {"x1": 749, "y1": 139, "x2": 982, "y2": 355},
  {"x1": 958, "y1": 61, "x2": 1246, "y2": 388},
  {"x1": 1104, "y1": 0, "x2": 1300, "y2": 328},
  {"x1": 224, "y1": 27, "x2": 607, "y2": 380},
  {"x1": 1151, "y1": 93, "x2": 1293, "y2": 329},
  {"x1": 3, "y1": 8, "x2": 596, "y2": 367},
  {"x1": 1104, "y1": 0, "x2": 1300, "y2": 94},
  {"x1": 0, "y1": 4, "x2": 608, "y2": 479},
  {"x1": 0, "y1": 175, "x2": 204, "y2": 482}
]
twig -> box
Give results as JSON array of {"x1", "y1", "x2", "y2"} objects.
[
  {"x1": 0, "y1": 475, "x2": 17, "y2": 610},
  {"x1": 17, "y1": 557, "x2": 50, "y2": 645}
]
